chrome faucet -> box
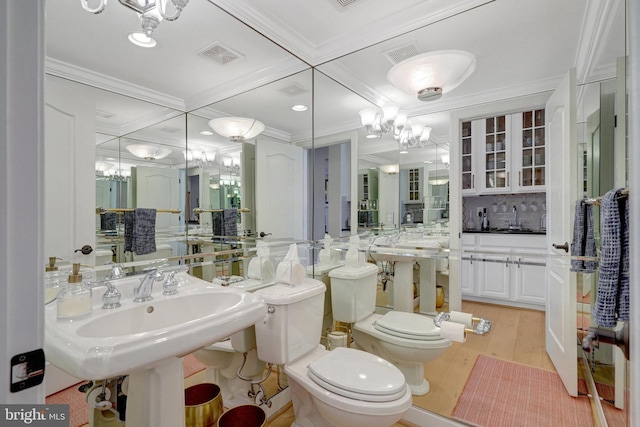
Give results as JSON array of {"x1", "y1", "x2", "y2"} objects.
[
  {"x1": 134, "y1": 268, "x2": 165, "y2": 302},
  {"x1": 511, "y1": 205, "x2": 519, "y2": 228}
]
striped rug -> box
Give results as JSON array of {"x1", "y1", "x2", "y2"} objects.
[
  {"x1": 452, "y1": 355, "x2": 626, "y2": 427},
  {"x1": 45, "y1": 354, "x2": 206, "y2": 427}
]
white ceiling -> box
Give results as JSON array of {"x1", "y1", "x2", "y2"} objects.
[{"x1": 45, "y1": 0, "x2": 625, "y2": 168}]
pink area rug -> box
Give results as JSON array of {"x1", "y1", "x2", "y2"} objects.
[
  {"x1": 452, "y1": 355, "x2": 626, "y2": 427},
  {"x1": 45, "y1": 354, "x2": 206, "y2": 427}
]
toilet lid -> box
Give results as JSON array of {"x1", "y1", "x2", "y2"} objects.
[
  {"x1": 374, "y1": 311, "x2": 442, "y2": 340},
  {"x1": 307, "y1": 347, "x2": 407, "y2": 402}
]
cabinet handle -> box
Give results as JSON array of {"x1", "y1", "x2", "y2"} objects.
[
  {"x1": 518, "y1": 171, "x2": 521, "y2": 186},
  {"x1": 470, "y1": 255, "x2": 473, "y2": 265},
  {"x1": 506, "y1": 257, "x2": 509, "y2": 268},
  {"x1": 517, "y1": 257, "x2": 521, "y2": 268},
  {"x1": 507, "y1": 172, "x2": 510, "y2": 186},
  {"x1": 472, "y1": 174, "x2": 475, "y2": 189}
]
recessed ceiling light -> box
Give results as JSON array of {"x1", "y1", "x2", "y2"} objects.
[
  {"x1": 423, "y1": 160, "x2": 432, "y2": 164},
  {"x1": 366, "y1": 134, "x2": 379, "y2": 139},
  {"x1": 400, "y1": 150, "x2": 409, "y2": 154},
  {"x1": 200, "y1": 130, "x2": 213, "y2": 136},
  {"x1": 128, "y1": 32, "x2": 157, "y2": 48},
  {"x1": 106, "y1": 157, "x2": 116, "y2": 161},
  {"x1": 291, "y1": 104, "x2": 308, "y2": 112}
]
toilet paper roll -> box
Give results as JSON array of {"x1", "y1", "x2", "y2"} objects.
[
  {"x1": 449, "y1": 311, "x2": 473, "y2": 328},
  {"x1": 327, "y1": 332, "x2": 347, "y2": 349},
  {"x1": 439, "y1": 320, "x2": 467, "y2": 343}
]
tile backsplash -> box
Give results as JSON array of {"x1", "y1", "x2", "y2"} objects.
[{"x1": 463, "y1": 193, "x2": 546, "y2": 232}]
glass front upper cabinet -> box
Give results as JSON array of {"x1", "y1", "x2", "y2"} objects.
[
  {"x1": 483, "y1": 115, "x2": 509, "y2": 192},
  {"x1": 518, "y1": 109, "x2": 546, "y2": 189}
]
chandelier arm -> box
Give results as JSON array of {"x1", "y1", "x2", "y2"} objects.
[
  {"x1": 158, "y1": 0, "x2": 187, "y2": 21},
  {"x1": 80, "y1": 0, "x2": 107, "y2": 14}
]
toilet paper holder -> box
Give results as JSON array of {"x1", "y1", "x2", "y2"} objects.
[{"x1": 433, "y1": 311, "x2": 492, "y2": 335}]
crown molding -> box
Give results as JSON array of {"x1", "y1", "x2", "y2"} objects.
[
  {"x1": 209, "y1": 0, "x2": 493, "y2": 66},
  {"x1": 574, "y1": 0, "x2": 620, "y2": 84},
  {"x1": 45, "y1": 57, "x2": 187, "y2": 111}
]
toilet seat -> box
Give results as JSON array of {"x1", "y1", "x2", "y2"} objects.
[
  {"x1": 374, "y1": 311, "x2": 441, "y2": 340},
  {"x1": 307, "y1": 347, "x2": 407, "y2": 402}
]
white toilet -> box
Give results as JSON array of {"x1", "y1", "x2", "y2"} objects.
[
  {"x1": 253, "y1": 278, "x2": 412, "y2": 427},
  {"x1": 329, "y1": 263, "x2": 451, "y2": 396}
]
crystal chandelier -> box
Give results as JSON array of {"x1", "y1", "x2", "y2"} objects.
[
  {"x1": 80, "y1": 0, "x2": 189, "y2": 47},
  {"x1": 183, "y1": 150, "x2": 215, "y2": 167},
  {"x1": 359, "y1": 104, "x2": 432, "y2": 151}
]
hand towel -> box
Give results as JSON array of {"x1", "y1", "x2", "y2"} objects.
[
  {"x1": 223, "y1": 208, "x2": 238, "y2": 237},
  {"x1": 132, "y1": 208, "x2": 157, "y2": 256},
  {"x1": 100, "y1": 212, "x2": 117, "y2": 231},
  {"x1": 592, "y1": 188, "x2": 629, "y2": 327},
  {"x1": 211, "y1": 211, "x2": 223, "y2": 238},
  {"x1": 124, "y1": 211, "x2": 135, "y2": 252},
  {"x1": 570, "y1": 200, "x2": 598, "y2": 273}
]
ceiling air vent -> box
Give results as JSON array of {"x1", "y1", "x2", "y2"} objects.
[
  {"x1": 383, "y1": 43, "x2": 421, "y2": 65},
  {"x1": 197, "y1": 42, "x2": 244, "y2": 65},
  {"x1": 327, "y1": 0, "x2": 361, "y2": 11},
  {"x1": 278, "y1": 84, "x2": 308, "y2": 97}
]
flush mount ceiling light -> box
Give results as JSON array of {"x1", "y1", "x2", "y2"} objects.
[
  {"x1": 387, "y1": 50, "x2": 476, "y2": 101},
  {"x1": 291, "y1": 104, "x2": 308, "y2": 112},
  {"x1": 95, "y1": 161, "x2": 114, "y2": 172},
  {"x1": 359, "y1": 104, "x2": 432, "y2": 151},
  {"x1": 379, "y1": 164, "x2": 400, "y2": 175},
  {"x1": 125, "y1": 143, "x2": 171, "y2": 160},
  {"x1": 208, "y1": 117, "x2": 265, "y2": 142},
  {"x1": 80, "y1": 0, "x2": 189, "y2": 47}
]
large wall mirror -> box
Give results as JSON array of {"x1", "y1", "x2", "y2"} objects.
[{"x1": 43, "y1": 0, "x2": 630, "y2": 425}]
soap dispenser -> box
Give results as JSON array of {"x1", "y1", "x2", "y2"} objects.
[{"x1": 57, "y1": 263, "x2": 93, "y2": 320}]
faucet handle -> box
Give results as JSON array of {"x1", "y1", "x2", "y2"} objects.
[
  {"x1": 162, "y1": 270, "x2": 179, "y2": 296},
  {"x1": 102, "y1": 281, "x2": 121, "y2": 309},
  {"x1": 107, "y1": 262, "x2": 126, "y2": 280}
]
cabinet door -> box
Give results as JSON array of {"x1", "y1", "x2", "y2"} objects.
[
  {"x1": 479, "y1": 115, "x2": 511, "y2": 194},
  {"x1": 461, "y1": 120, "x2": 477, "y2": 195},
  {"x1": 513, "y1": 255, "x2": 546, "y2": 306},
  {"x1": 461, "y1": 253, "x2": 477, "y2": 295},
  {"x1": 513, "y1": 108, "x2": 546, "y2": 192},
  {"x1": 478, "y1": 254, "x2": 511, "y2": 300}
]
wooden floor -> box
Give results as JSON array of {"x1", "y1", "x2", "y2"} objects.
[
  {"x1": 181, "y1": 300, "x2": 551, "y2": 426},
  {"x1": 412, "y1": 300, "x2": 554, "y2": 417}
]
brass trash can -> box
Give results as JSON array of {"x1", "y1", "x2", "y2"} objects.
[
  {"x1": 185, "y1": 383, "x2": 224, "y2": 427},
  {"x1": 217, "y1": 405, "x2": 267, "y2": 427}
]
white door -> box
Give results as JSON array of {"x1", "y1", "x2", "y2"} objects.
[
  {"x1": 45, "y1": 79, "x2": 96, "y2": 264},
  {"x1": 545, "y1": 69, "x2": 578, "y2": 396},
  {"x1": 134, "y1": 166, "x2": 181, "y2": 230},
  {"x1": 255, "y1": 139, "x2": 306, "y2": 240}
]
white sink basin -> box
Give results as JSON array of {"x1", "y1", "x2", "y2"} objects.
[
  {"x1": 368, "y1": 238, "x2": 441, "y2": 263},
  {"x1": 45, "y1": 271, "x2": 266, "y2": 380}
]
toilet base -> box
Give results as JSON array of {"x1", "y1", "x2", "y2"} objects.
[{"x1": 396, "y1": 364, "x2": 430, "y2": 395}]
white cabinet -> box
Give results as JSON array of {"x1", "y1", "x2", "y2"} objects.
[
  {"x1": 461, "y1": 233, "x2": 546, "y2": 309},
  {"x1": 460, "y1": 108, "x2": 546, "y2": 195}
]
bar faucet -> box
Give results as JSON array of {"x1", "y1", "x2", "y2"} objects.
[
  {"x1": 133, "y1": 268, "x2": 165, "y2": 302},
  {"x1": 512, "y1": 205, "x2": 519, "y2": 228}
]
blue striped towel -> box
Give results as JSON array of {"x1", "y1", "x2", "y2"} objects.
[
  {"x1": 592, "y1": 188, "x2": 629, "y2": 327},
  {"x1": 570, "y1": 200, "x2": 598, "y2": 273}
]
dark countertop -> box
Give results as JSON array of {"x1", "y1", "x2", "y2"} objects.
[{"x1": 463, "y1": 228, "x2": 546, "y2": 235}]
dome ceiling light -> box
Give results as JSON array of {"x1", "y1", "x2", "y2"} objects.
[
  {"x1": 208, "y1": 117, "x2": 265, "y2": 142},
  {"x1": 125, "y1": 143, "x2": 171, "y2": 160},
  {"x1": 387, "y1": 50, "x2": 476, "y2": 102}
]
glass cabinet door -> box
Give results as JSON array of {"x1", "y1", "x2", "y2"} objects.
[
  {"x1": 483, "y1": 115, "x2": 509, "y2": 192},
  {"x1": 519, "y1": 108, "x2": 546, "y2": 189},
  {"x1": 461, "y1": 120, "x2": 475, "y2": 192}
]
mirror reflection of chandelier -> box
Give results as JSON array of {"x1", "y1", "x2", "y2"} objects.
[
  {"x1": 208, "y1": 117, "x2": 265, "y2": 142},
  {"x1": 125, "y1": 143, "x2": 171, "y2": 160},
  {"x1": 359, "y1": 105, "x2": 432, "y2": 151},
  {"x1": 80, "y1": 0, "x2": 189, "y2": 48},
  {"x1": 184, "y1": 150, "x2": 215, "y2": 167}
]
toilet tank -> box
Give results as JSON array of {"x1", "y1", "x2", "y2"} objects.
[
  {"x1": 328, "y1": 263, "x2": 379, "y2": 323},
  {"x1": 253, "y1": 279, "x2": 326, "y2": 365}
]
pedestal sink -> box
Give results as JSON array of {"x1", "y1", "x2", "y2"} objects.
[
  {"x1": 45, "y1": 270, "x2": 266, "y2": 427},
  {"x1": 368, "y1": 237, "x2": 442, "y2": 314}
]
